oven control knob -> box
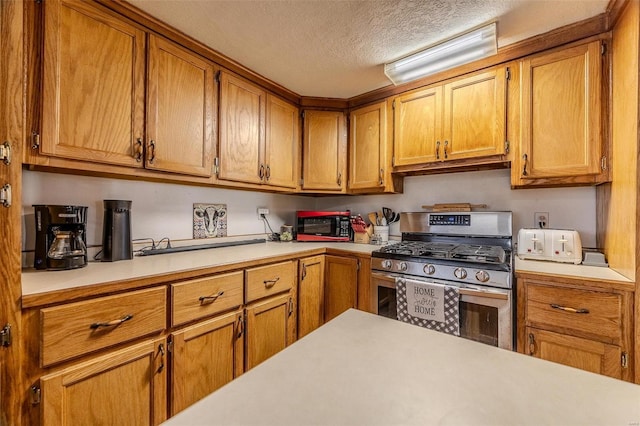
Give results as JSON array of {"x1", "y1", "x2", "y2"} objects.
[
  {"x1": 423, "y1": 264, "x2": 436, "y2": 275},
  {"x1": 475, "y1": 270, "x2": 490, "y2": 283},
  {"x1": 381, "y1": 260, "x2": 393, "y2": 270},
  {"x1": 454, "y1": 267, "x2": 467, "y2": 280},
  {"x1": 398, "y1": 262, "x2": 408, "y2": 271}
]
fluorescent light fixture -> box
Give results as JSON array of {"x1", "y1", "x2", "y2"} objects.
[{"x1": 384, "y1": 22, "x2": 497, "y2": 85}]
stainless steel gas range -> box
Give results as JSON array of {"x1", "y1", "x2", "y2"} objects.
[{"x1": 371, "y1": 211, "x2": 514, "y2": 350}]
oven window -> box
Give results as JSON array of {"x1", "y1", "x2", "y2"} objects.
[
  {"x1": 459, "y1": 302, "x2": 499, "y2": 347},
  {"x1": 302, "y1": 218, "x2": 334, "y2": 235},
  {"x1": 377, "y1": 286, "x2": 397, "y2": 319}
]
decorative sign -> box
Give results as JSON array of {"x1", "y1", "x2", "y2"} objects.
[
  {"x1": 193, "y1": 203, "x2": 227, "y2": 239},
  {"x1": 405, "y1": 280, "x2": 445, "y2": 322}
]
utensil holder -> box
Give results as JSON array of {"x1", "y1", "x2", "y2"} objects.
[{"x1": 373, "y1": 225, "x2": 389, "y2": 243}]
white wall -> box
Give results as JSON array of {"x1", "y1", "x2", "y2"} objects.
[
  {"x1": 316, "y1": 169, "x2": 598, "y2": 247},
  {"x1": 22, "y1": 168, "x2": 598, "y2": 252},
  {"x1": 22, "y1": 170, "x2": 316, "y2": 250}
]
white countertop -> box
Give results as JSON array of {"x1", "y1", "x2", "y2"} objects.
[
  {"x1": 163, "y1": 309, "x2": 640, "y2": 426},
  {"x1": 22, "y1": 239, "x2": 378, "y2": 297},
  {"x1": 515, "y1": 257, "x2": 633, "y2": 282}
]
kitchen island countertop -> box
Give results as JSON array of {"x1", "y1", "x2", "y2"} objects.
[{"x1": 163, "y1": 309, "x2": 640, "y2": 426}]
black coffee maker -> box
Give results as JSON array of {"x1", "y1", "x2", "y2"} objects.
[{"x1": 33, "y1": 205, "x2": 88, "y2": 270}]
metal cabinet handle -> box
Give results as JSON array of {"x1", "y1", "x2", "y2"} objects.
[
  {"x1": 157, "y1": 343, "x2": 165, "y2": 373},
  {"x1": 288, "y1": 297, "x2": 294, "y2": 316},
  {"x1": 199, "y1": 291, "x2": 224, "y2": 304},
  {"x1": 263, "y1": 277, "x2": 280, "y2": 289},
  {"x1": 148, "y1": 140, "x2": 156, "y2": 164},
  {"x1": 237, "y1": 315, "x2": 244, "y2": 338},
  {"x1": 522, "y1": 153, "x2": 528, "y2": 176},
  {"x1": 265, "y1": 165, "x2": 271, "y2": 181},
  {"x1": 337, "y1": 172, "x2": 342, "y2": 186},
  {"x1": 550, "y1": 304, "x2": 589, "y2": 314},
  {"x1": 259, "y1": 164, "x2": 265, "y2": 180},
  {"x1": 443, "y1": 140, "x2": 448, "y2": 159},
  {"x1": 379, "y1": 168, "x2": 384, "y2": 186},
  {"x1": 528, "y1": 332, "x2": 536, "y2": 355},
  {"x1": 436, "y1": 141, "x2": 440, "y2": 160},
  {"x1": 134, "y1": 138, "x2": 143, "y2": 162},
  {"x1": 301, "y1": 264, "x2": 307, "y2": 280},
  {"x1": 90, "y1": 314, "x2": 133, "y2": 330}
]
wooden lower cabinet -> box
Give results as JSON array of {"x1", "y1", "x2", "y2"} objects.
[
  {"x1": 526, "y1": 327, "x2": 622, "y2": 378},
  {"x1": 517, "y1": 273, "x2": 633, "y2": 381},
  {"x1": 297, "y1": 255, "x2": 325, "y2": 338},
  {"x1": 170, "y1": 309, "x2": 243, "y2": 416},
  {"x1": 245, "y1": 292, "x2": 296, "y2": 370},
  {"x1": 324, "y1": 255, "x2": 358, "y2": 322},
  {"x1": 40, "y1": 337, "x2": 167, "y2": 426}
]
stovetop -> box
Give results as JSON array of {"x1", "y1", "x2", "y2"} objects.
[{"x1": 374, "y1": 241, "x2": 507, "y2": 265}]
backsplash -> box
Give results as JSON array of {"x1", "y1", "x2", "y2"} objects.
[{"x1": 22, "y1": 168, "x2": 597, "y2": 255}]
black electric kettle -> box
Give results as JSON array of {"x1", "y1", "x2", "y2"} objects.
[{"x1": 101, "y1": 200, "x2": 133, "y2": 262}]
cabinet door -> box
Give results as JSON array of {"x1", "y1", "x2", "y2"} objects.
[
  {"x1": 442, "y1": 68, "x2": 506, "y2": 161},
  {"x1": 41, "y1": 0, "x2": 145, "y2": 167},
  {"x1": 349, "y1": 101, "x2": 388, "y2": 190},
  {"x1": 41, "y1": 338, "x2": 167, "y2": 426},
  {"x1": 301, "y1": 110, "x2": 347, "y2": 191},
  {"x1": 218, "y1": 71, "x2": 266, "y2": 184},
  {"x1": 298, "y1": 255, "x2": 325, "y2": 338},
  {"x1": 171, "y1": 309, "x2": 243, "y2": 415},
  {"x1": 526, "y1": 327, "x2": 622, "y2": 379},
  {"x1": 245, "y1": 293, "x2": 295, "y2": 370},
  {"x1": 146, "y1": 35, "x2": 214, "y2": 177},
  {"x1": 393, "y1": 86, "x2": 442, "y2": 166},
  {"x1": 518, "y1": 41, "x2": 602, "y2": 179},
  {"x1": 324, "y1": 255, "x2": 358, "y2": 322},
  {"x1": 265, "y1": 94, "x2": 299, "y2": 189}
]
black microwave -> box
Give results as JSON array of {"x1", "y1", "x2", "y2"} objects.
[{"x1": 296, "y1": 211, "x2": 351, "y2": 242}]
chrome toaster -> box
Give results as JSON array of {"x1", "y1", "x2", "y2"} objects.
[{"x1": 517, "y1": 228, "x2": 583, "y2": 264}]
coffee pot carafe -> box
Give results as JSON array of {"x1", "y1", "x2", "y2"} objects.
[
  {"x1": 33, "y1": 205, "x2": 88, "y2": 270},
  {"x1": 101, "y1": 200, "x2": 133, "y2": 262}
]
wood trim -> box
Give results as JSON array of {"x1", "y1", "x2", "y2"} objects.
[
  {"x1": 0, "y1": 1, "x2": 24, "y2": 425},
  {"x1": 607, "y1": 0, "x2": 631, "y2": 28}
]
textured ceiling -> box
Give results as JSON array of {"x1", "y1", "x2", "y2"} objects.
[{"x1": 128, "y1": 0, "x2": 609, "y2": 98}]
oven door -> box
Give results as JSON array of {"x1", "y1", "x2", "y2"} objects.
[{"x1": 371, "y1": 271, "x2": 513, "y2": 350}]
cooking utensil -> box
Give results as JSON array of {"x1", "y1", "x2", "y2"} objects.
[{"x1": 367, "y1": 212, "x2": 378, "y2": 225}]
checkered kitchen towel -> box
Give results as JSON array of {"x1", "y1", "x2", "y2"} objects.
[{"x1": 396, "y1": 277, "x2": 460, "y2": 336}]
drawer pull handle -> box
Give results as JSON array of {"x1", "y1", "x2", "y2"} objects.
[
  {"x1": 90, "y1": 314, "x2": 133, "y2": 330},
  {"x1": 264, "y1": 277, "x2": 280, "y2": 289},
  {"x1": 550, "y1": 304, "x2": 589, "y2": 314},
  {"x1": 199, "y1": 291, "x2": 224, "y2": 304},
  {"x1": 528, "y1": 333, "x2": 536, "y2": 355}
]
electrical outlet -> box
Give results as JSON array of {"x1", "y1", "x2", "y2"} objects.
[
  {"x1": 257, "y1": 208, "x2": 269, "y2": 217},
  {"x1": 534, "y1": 212, "x2": 549, "y2": 229}
]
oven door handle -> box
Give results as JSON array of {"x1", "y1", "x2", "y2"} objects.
[{"x1": 459, "y1": 287, "x2": 509, "y2": 300}]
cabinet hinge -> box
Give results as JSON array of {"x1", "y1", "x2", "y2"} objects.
[
  {"x1": 504, "y1": 140, "x2": 510, "y2": 154},
  {"x1": 215, "y1": 70, "x2": 221, "y2": 83},
  {"x1": 0, "y1": 324, "x2": 11, "y2": 347},
  {"x1": 601, "y1": 155, "x2": 607, "y2": 171},
  {"x1": 30, "y1": 386, "x2": 41, "y2": 405},
  {"x1": 621, "y1": 352, "x2": 629, "y2": 368},
  {"x1": 391, "y1": 156, "x2": 395, "y2": 167},
  {"x1": 601, "y1": 42, "x2": 606, "y2": 56},
  {"x1": 299, "y1": 178, "x2": 304, "y2": 186},
  {"x1": 505, "y1": 67, "x2": 511, "y2": 81},
  {"x1": 167, "y1": 336, "x2": 173, "y2": 353},
  {"x1": 213, "y1": 157, "x2": 220, "y2": 175},
  {"x1": 0, "y1": 183, "x2": 11, "y2": 208},
  {"x1": 31, "y1": 132, "x2": 40, "y2": 149},
  {"x1": 392, "y1": 99, "x2": 396, "y2": 110},
  {"x1": 301, "y1": 110, "x2": 305, "y2": 119},
  {"x1": 0, "y1": 142, "x2": 11, "y2": 165},
  {"x1": 356, "y1": 259, "x2": 361, "y2": 271}
]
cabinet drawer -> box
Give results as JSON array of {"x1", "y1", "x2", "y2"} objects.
[
  {"x1": 171, "y1": 271, "x2": 243, "y2": 326},
  {"x1": 245, "y1": 261, "x2": 295, "y2": 303},
  {"x1": 526, "y1": 284, "x2": 622, "y2": 343},
  {"x1": 40, "y1": 287, "x2": 166, "y2": 366}
]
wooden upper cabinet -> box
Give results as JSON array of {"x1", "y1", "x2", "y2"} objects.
[
  {"x1": 393, "y1": 67, "x2": 507, "y2": 168},
  {"x1": 393, "y1": 86, "x2": 442, "y2": 166},
  {"x1": 513, "y1": 40, "x2": 604, "y2": 184},
  {"x1": 301, "y1": 110, "x2": 347, "y2": 192},
  {"x1": 146, "y1": 35, "x2": 214, "y2": 177},
  {"x1": 218, "y1": 71, "x2": 265, "y2": 185},
  {"x1": 442, "y1": 69, "x2": 506, "y2": 160},
  {"x1": 41, "y1": 0, "x2": 145, "y2": 167},
  {"x1": 349, "y1": 101, "x2": 389, "y2": 191},
  {"x1": 264, "y1": 94, "x2": 300, "y2": 189}
]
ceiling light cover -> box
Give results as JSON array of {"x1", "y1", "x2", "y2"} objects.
[{"x1": 384, "y1": 22, "x2": 497, "y2": 86}]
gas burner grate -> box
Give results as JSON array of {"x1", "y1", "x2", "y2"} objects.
[
  {"x1": 377, "y1": 241, "x2": 508, "y2": 265},
  {"x1": 450, "y1": 244, "x2": 506, "y2": 264}
]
